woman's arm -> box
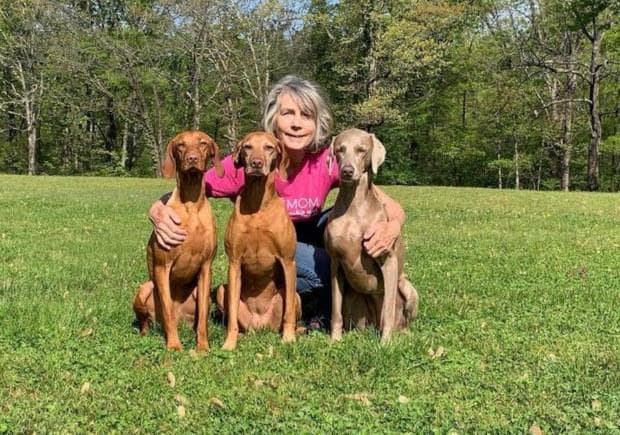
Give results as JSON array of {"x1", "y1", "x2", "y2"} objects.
[{"x1": 363, "y1": 187, "x2": 406, "y2": 258}]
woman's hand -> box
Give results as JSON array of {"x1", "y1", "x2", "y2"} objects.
[
  {"x1": 363, "y1": 220, "x2": 400, "y2": 258},
  {"x1": 149, "y1": 200, "x2": 187, "y2": 250},
  {"x1": 363, "y1": 186, "x2": 405, "y2": 258}
]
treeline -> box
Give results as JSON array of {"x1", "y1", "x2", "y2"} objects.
[{"x1": 1, "y1": 0, "x2": 619, "y2": 190}]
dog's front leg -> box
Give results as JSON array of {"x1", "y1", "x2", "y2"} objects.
[
  {"x1": 379, "y1": 253, "x2": 399, "y2": 344},
  {"x1": 330, "y1": 258, "x2": 346, "y2": 342},
  {"x1": 195, "y1": 262, "x2": 211, "y2": 352},
  {"x1": 154, "y1": 265, "x2": 182, "y2": 350},
  {"x1": 280, "y1": 257, "x2": 297, "y2": 343},
  {"x1": 222, "y1": 260, "x2": 241, "y2": 351}
]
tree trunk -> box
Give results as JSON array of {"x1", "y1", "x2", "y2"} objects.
[
  {"x1": 191, "y1": 51, "x2": 201, "y2": 129},
  {"x1": 26, "y1": 99, "x2": 37, "y2": 175},
  {"x1": 105, "y1": 96, "x2": 117, "y2": 159},
  {"x1": 462, "y1": 90, "x2": 467, "y2": 129},
  {"x1": 16, "y1": 62, "x2": 38, "y2": 175},
  {"x1": 536, "y1": 155, "x2": 542, "y2": 191},
  {"x1": 586, "y1": 24, "x2": 603, "y2": 191},
  {"x1": 225, "y1": 94, "x2": 238, "y2": 151},
  {"x1": 364, "y1": 0, "x2": 380, "y2": 131},
  {"x1": 552, "y1": 70, "x2": 576, "y2": 192},
  {"x1": 154, "y1": 88, "x2": 165, "y2": 177},
  {"x1": 497, "y1": 152, "x2": 503, "y2": 189},
  {"x1": 611, "y1": 152, "x2": 617, "y2": 192},
  {"x1": 121, "y1": 119, "x2": 129, "y2": 170},
  {"x1": 127, "y1": 67, "x2": 165, "y2": 177},
  {"x1": 514, "y1": 137, "x2": 520, "y2": 190}
]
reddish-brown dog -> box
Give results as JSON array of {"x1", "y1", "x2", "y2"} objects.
[
  {"x1": 216, "y1": 131, "x2": 300, "y2": 350},
  {"x1": 132, "y1": 130, "x2": 223, "y2": 351}
]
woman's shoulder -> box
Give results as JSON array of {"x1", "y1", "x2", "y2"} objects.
[
  {"x1": 301, "y1": 144, "x2": 339, "y2": 185},
  {"x1": 204, "y1": 154, "x2": 244, "y2": 198},
  {"x1": 306, "y1": 145, "x2": 335, "y2": 168}
]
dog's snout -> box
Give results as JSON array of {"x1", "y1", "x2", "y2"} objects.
[
  {"x1": 341, "y1": 164, "x2": 354, "y2": 178},
  {"x1": 186, "y1": 153, "x2": 200, "y2": 165},
  {"x1": 250, "y1": 159, "x2": 264, "y2": 169}
]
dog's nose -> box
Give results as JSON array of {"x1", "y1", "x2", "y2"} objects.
[
  {"x1": 250, "y1": 159, "x2": 264, "y2": 169},
  {"x1": 186, "y1": 153, "x2": 199, "y2": 165},
  {"x1": 341, "y1": 164, "x2": 354, "y2": 178}
]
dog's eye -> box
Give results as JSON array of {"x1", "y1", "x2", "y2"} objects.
[
  {"x1": 177, "y1": 143, "x2": 186, "y2": 151},
  {"x1": 335, "y1": 146, "x2": 345, "y2": 154},
  {"x1": 243, "y1": 144, "x2": 252, "y2": 150},
  {"x1": 264, "y1": 144, "x2": 275, "y2": 151},
  {"x1": 355, "y1": 147, "x2": 366, "y2": 154}
]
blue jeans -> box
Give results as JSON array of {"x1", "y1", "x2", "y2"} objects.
[{"x1": 294, "y1": 208, "x2": 332, "y2": 322}]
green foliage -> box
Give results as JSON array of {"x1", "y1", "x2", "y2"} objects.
[
  {"x1": 1, "y1": 176, "x2": 619, "y2": 432},
  {"x1": 0, "y1": 0, "x2": 619, "y2": 189}
]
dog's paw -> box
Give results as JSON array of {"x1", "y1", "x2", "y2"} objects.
[
  {"x1": 166, "y1": 340, "x2": 183, "y2": 351},
  {"x1": 380, "y1": 330, "x2": 393, "y2": 345},
  {"x1": 221, "y1": 338, "x2": 237, "y2": 351},
  {"x1": 330, "y1": 331, "x2": 343, "y2": 342},
  {"x1": 282, "y1": 330, "x2": 296, "y2": 343},
  {"x1": 195, "y1": 342, "x2": 209, "y2": 353}
]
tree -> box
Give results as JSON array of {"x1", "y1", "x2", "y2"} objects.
[
  {"x1": 567, "y1": 0, "x2": 618, "y2": 190},
  {"x1": 0, "y1": 0, "x2": 52, "y2": 174}
]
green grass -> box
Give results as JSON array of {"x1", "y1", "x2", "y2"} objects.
[{"x1": 1, "y1": 174, "x2": 619, "y2": 433}]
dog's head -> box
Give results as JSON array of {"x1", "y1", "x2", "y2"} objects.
[
  {"x1": 331, "y1": 128, "x2": 385, "y2": 183},
  {"x1": 162, "y1": 130, "x2": 224, "y2": 178},
  {"x1": 232, "y1": 131, "x2": 289, "y2": 179}
]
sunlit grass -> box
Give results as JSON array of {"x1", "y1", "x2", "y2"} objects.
[{"x1": 1, "y1": 175, "x2": 619, "y2": 432}]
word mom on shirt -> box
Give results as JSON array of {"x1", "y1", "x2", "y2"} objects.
[{"x1": 285, "y1": 196, "x2": 321, "y2": 220}]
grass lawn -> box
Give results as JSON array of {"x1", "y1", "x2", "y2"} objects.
[{"x1": 0, "y1": 174, "x2": 619, "y2": 433}]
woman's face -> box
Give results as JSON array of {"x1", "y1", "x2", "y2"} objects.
[{"x1": 274, "y1": 92, "x2": 317, "y2": 152}]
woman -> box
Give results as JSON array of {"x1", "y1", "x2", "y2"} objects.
[{"x1": 149, "y1": 75, "x2": 405, "y2": 328}]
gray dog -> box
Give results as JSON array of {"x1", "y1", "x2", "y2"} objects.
[{"x1": 325, "y1": 128, "x2": 418, "y2": 343}]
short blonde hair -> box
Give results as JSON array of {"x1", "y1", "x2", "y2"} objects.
[{"x1": 262, "y1": 75, "x2": 332, "y2": 153}]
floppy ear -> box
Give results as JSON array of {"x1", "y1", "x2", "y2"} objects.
[
  {"x1": 370, "y1": 133, "x2": 386, "y2": 175},
  {"x1": 210, "y1": 140, "x2": 225, "y2": 178},
  {"x1": 232, "y1": 138, "x2": 244, "y2": 168},
  {"x1": 161, "y1": 135, "x2": 178, "y2": 179},
  {"x1": 276, "y1": 138, "x2": 289, "y2": 181}
]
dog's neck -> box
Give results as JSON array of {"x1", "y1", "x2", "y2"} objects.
[
  {"x1": 175, "y1": 171, "x2": 206, "y2": 205},
  {"x1": 238, "y1": 171, "x2": 277, "y2": 214},
  {"x1": 334, "y1": 171, "x2": 377, "y2": 214}
]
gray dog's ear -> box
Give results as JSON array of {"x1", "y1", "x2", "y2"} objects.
[
  {"x1": 327, "y1": 136, "x2": 336, "y2": 173},
  {"x1": 370, "y1": 133, "x2": 386, "y2": 175}
]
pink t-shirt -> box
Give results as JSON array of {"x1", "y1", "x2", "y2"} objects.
[{"x1": 204, "y1": 147, "x2": 340, "y2": 222}]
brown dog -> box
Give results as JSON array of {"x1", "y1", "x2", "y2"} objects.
[
  {"x1": 132, "y1": 130, "x2": 223, "y2": 351},
  {"x1": 216, "y1": 131, "x2": 300, "y2": 350},
  {"x1": 325, "y1": 128, "x2": 418, "y2": 343}
]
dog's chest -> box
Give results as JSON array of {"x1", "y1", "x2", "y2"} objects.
[
  {"x1": 325, "y1": 214, "x2": 382, "y2": 293},
  {"x1": 242, "y1": 238, "x2": 278, "y2": 274},
  {"x1": 325, "y1": 206, "x2": 384, "y2": 252},
  {"x1": 227, "y1": 212, "x2": 285, "y2": 270},
  {"x1": 169, "y1": 210, "x2": 216, "y2": 275}
]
